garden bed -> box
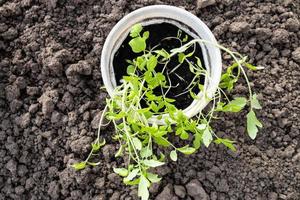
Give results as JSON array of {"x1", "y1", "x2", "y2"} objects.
[{"x1": 0, "y1": 0, "x2": 300, "y2": 199}]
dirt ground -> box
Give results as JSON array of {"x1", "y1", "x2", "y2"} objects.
[{"x1": 1, "y1": 0, "x2": 300, "y2": 199}]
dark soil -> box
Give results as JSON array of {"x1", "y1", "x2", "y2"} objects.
[
  {"x1": 113, "y1": 22, "x2": 204, "y2": 110},
  {"x1": 1, "y1": 0, "x2": 300, "y2": 200}
]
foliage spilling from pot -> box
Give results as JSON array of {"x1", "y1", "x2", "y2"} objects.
[{"x1": 72, "y1": 23, "x2": 263, "y2": 200}]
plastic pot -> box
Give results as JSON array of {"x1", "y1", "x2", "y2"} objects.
[{"x1": 101, "y1": 5, "x2": 222, "y2": 124}]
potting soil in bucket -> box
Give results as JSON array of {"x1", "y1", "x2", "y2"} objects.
[{"x1": 113, "y1": 22, "x2": 206, "y2": 110}]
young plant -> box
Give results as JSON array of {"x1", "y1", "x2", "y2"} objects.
[{"x1": 72, "y1": 24, "x2": 263, "y2": 200}]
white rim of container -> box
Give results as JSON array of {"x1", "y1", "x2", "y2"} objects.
[{"x1": 101, "y1": 5, "x2": 222, "y2": 124}]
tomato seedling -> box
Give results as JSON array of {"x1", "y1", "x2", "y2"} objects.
[{"x1": 72, "y1": 23, "x2": 263, "y2": 200}]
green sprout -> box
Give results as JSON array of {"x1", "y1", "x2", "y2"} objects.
[{"x1": 72, "y1": 23, "x2": 263, "y2": 200}]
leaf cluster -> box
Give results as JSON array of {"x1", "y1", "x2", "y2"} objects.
[{"x1": 72, "y1": 24, "x2": 263, "y2": 200}]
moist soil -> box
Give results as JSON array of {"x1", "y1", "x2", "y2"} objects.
[
  {"x1": 1, "y1": 1, "x2": 300, "y2": 200},
  {"x1": 113, "y1": 22, "x2": 204, "y2": 110}
]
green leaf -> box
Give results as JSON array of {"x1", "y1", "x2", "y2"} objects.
[
  {"x1": 107, "y1": 111, "x2": 126, "y2": 120},
  {"x1": 188, "y1": 62, "x2": 195, "y2": 73},
  {"x1": 198, "y1": 84, "x2": 204, "y2": 91},
  {"x1": 113, "y1": 168, "x2": 129, "y2": 177},
  {"x1": 170, "y1": 150, "x2": 177, "y2": 161},
  {"x1": 177, "y1": 145, "x2": 196, "y2": 155},
  {"x1": 202, "y1": 128, "x2": 213, "y2": 147},
  {"x1": 127, "y1": 65, "x2": 135, "y2": 75},
  {"x1": 129, "y1": 37, "x2": 146, "y2": 53},
  {"x1": 193, "y1": 132, "x2": 202, "y2": 149},
  {"x1": 226, "y1": 61, "x2": 240, "y2": 74},
  {"x1": 126, "y1": 59, "x2": 134, "y2": 65},
  {"x1": 182, "y1": 34, "x2": 189, "y2": 42},
  {"x1": 144, "y1": 111, "x2": 153, "y2": 119},
  {"x1": 185, "y1": 51, "x2": 194, "y2": 58},
  {"x1": 180, "y1": 130, "x2": 189, "y2": 140},
  {"x1": 124, "y1": 168, "x2": 139, "y2": 182},
  {"x1": 131, "y1": 123, "x2": 140, "y2": 132},
  {"x1": 164, "y1": 97, "x2": 176, "y2": 102},
  {"x1": 196, "y1": 56, "x2": 203, "y2": 69},
  {"x1": 143, "y1": 159, "x2": 165, "y2": 167},
  {"x1": 189, "y1": 90, "x2": 199, "y2": 99},
  {"x1": 140, "y1": 147, "x2": 152, "y2": 158},
  {"x1": 245, "y1": 62, "x2": 257, "y2": 70},
  {"x1": 218, "y1": 97, "x2": 247, "y2": 112},
  {"x1": 137, "y1": 107, "x2": 150, "y2": 114},
  {"x1": 143, "y1": 31, "x2": 149, "y2": 39},
  {"x1": 150, "y1": 101, "x2": 159, "y2": 112},
  {"x1": 176, "y1": 127, "x2": 189, "y2": 140},
  {"x1": 92, "y1": 139, "x2": 106, "y2": 152},
  {"x1": 147, "y1": 173, "x2": 161, "y2": 183},
  {"x1": 72, "y1": 162, "x2": 86, "y2": 170},
  {"x1": 153, "y1": 136, "x2": 170, "y2": 147},
  {"x1": 247, "y1": 110, "x2": 263, "y2": 140},
  {"x1": 138, "y1": 175, "x2": 150, "y2": 200},
  {"x1": 214, "y1": 138, "x2": 236, "y2": 151},
  {"x1": 142, "y1": 125, "x2": 158, "y2": 136},
  {"x1": 251, "y1": 94, "x2": 262, "y2": 110},
  {"x1": 124, "y1": 177, "x2": 140, "y2": 186},
  {"x1": 147, "y1": 55, "x2": 158, "y2": 71},
  {"x1": 158, "y1": 152, "x2": 165, "y2": 162},
  {"x1": 178, "y1": 53, "x2": 185, "y2": 63},
  {"x1": 130, "y1": 24, "x2": 143, "y2": 38},
  {"x1": 219, "y1": 73, "x2": 237, "y2": 91},
  {"x1": 132, "y1": 137, "x2": 142, "y2": 150},
  {"x1": 216, "y1": 102, "x2": 225, "y2": 111},
  {"x1": 115, "y1": 145, "x2": 123, "y2": 157},
  {"x1": 136, "y1": 56, "x2": 146, "y2": 70},
  {"x1": 156, "y1": 72, "x2": 166, "y2": 83},
  {"x1": 230, "y1": 97, "x2": 247, "y2": 107}
]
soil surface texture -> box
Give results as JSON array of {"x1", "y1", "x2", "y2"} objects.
[{"x1": 0, "y1": 0, "x2": 300, "y2": 200}]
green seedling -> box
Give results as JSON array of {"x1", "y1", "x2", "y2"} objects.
[{"x1": 72, "y1": 23, "x2": 263, "y2": 200}]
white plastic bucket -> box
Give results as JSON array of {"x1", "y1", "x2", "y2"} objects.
[{"x1": 101, "y1": 5, "x2": 222, "y2": 124}]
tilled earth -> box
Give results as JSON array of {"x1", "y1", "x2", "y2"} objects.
[{"x1": 1, "y1": 0, "x2": 300, "y2": 199}]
